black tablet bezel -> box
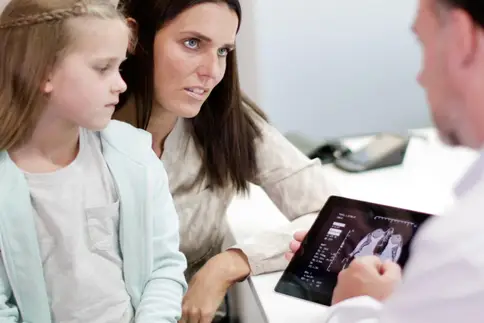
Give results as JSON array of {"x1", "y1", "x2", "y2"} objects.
[{"x1": 274, "y1": 195, "x2": 433, "y2": 306}]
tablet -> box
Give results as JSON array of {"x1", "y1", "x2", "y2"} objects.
[{"x1": 274, "y1": 195, "x2": 433, "y2": 306}]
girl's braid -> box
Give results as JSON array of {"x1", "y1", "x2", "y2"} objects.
[{"x1": 0, "y1": 1, "x2": 88, "y2": 29}]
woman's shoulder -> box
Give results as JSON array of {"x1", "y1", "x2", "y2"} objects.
[
  {"x1": 242, "y1": 98, "x2": 276, "y2": 140},
  {"x1": 0, "y1": 150, "x2": 6, "y2": 164},
  {"x1": 246, "y1": 107, "x2": 291, "y2": 152},
  {"x1": 246, "y1": 106, "x2": 320, "y2": 179}
]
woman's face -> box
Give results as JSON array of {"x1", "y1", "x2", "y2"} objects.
[{"x1": 152, "y1": 2, "x2": 239, "y2": 117}]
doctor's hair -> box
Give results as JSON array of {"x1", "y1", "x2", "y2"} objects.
[
  {"x1": 0, "y1": 0, "x2": 125, "y2": 151},
  {"x1": 438, "y1": 0, "x2": 484, "y2": 27}
]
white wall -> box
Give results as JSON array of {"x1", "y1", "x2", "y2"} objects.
[
  {"x1": 0, "y1": 0, "x2": 8, "y2": 13},
  {"x1": 237, "y1": 0, "x2": 432, "y2": 141}
]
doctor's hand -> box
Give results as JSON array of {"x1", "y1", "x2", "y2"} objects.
[
  {"x1": 285, "y1": 230, "x2": 308, "y2": 261},
  {"x1": 332, "y1": 255, "x2": 402, "y2": 305}
]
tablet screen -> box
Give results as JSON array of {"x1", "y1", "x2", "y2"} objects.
[{"x1": 274, "y1": 196, "x2": 432, "y2": 306}]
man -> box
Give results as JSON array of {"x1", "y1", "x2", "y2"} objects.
[{"x1": 287, "y1": 0, "x2": 484, "y2": 322}]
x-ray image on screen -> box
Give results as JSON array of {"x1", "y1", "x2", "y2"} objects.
[
  {"x1": 379, "y1": 232, "x2": 403, "y2": 262},
  {"x1": 340, "y1": 228, "x2": 403, "y2": 269},
  {"x1": 323, "y1": 209, "x2": 414, "y2": 273}
]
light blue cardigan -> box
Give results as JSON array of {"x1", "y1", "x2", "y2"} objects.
[{"x1": 0, "y1": 121, "x2": 188, "y2": 322}]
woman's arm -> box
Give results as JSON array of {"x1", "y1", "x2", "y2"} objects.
[
  {"x1": 135, "y1": 158, "x2": 188, "y2": 323},
  {"x1": 230, "y1": 116, "x2": 340, "y2": 275},
  {"x1": 177, "y1": 118, "x2": 338, "y2": 322}
]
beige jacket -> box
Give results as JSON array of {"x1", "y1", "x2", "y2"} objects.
[{"x1": 161, "y1": 114, "x2": 338, "y2": 279}]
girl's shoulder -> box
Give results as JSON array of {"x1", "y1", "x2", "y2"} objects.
[
  {"x1": 100, "y1": 120, "x2": 155, "y2": 163},
  {"x1": 0, "y1": 150, "x2": 6, "y2": 164}
]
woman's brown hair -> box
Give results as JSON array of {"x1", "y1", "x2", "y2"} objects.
[
  {"x1": 0, "y1": 0, "x2": 124, "y2": 151},
  {"x1": 118, "y1": 0, "x2": 267, "y2": 193}
]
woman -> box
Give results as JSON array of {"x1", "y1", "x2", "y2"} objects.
[{"x1": 115, "y1": 0, "x2": 338, "y2": 321}]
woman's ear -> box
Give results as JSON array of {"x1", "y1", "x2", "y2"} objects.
[{"x1": 127, "y1": 17, "x2": 139, "y2": 54}]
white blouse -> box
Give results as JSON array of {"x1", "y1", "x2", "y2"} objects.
[{"x1": 160, "y1": 111, "x2": 338, "y2": 279}]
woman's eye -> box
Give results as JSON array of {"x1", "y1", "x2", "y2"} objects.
[
  {"x1": 184, "y1": 39, "x2": 200, "y2": 49},
  {"x1": 218, "y1": 48, "x2": 229, "y2": 57}
]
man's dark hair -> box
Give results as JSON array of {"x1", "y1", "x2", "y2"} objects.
[{"x1": 440, "y1": 0, "x2": 484, "y2": 27}]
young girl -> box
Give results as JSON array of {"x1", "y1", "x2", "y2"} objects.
[{"x1": 0, "y1": 1, "x2": 187, "y2": 322}]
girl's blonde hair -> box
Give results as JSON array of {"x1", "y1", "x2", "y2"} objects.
[{"x1": 0, "y1": 0, "x2": 125, "y2": 151}]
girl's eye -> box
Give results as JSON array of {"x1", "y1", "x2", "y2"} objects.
[
  {"x1": 184, "y1": 39, "x2": 200, "y2": 49},
  {"x1": 96, "y1": 65, "x2": 110, "y2": 73}
]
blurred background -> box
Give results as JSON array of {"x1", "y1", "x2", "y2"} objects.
[{"x1": 236, "y1": 0, "x2": 430, "y2": 142}]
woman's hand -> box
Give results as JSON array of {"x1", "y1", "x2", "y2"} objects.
[
  {"x1": 179, "y1": 249, "x2": 250, "y2": 323},
  {"x1": 284, "y1": 230, "x2": 308, "y2": 261}
]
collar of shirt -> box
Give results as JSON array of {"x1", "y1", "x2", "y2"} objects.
[{"x1": 454, "y1": 150, "x2": 484, "y2": 198}]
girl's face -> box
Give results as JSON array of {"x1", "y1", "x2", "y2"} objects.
[
  {"x1": 43, "y1": 18, "x2": 128, "y2": 131},
  {"x1": 151, "y1": 2, "x2": 239, "y2": 117}
]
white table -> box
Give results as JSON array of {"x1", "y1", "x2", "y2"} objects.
[{"x1": 224, "y1": 128, "x2": 478, "y2": 323}]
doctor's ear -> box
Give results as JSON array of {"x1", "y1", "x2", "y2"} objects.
[{"x1": 126, "y1": 17, "x2": 138, "y2": 54}]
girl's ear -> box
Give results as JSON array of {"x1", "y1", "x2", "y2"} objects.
[
  {"x1": 43, "y1": 76, "x2": 54, "y2": 94},
  {"x1": 127, "y1": 17, "x2": 139, "y2": 54}
]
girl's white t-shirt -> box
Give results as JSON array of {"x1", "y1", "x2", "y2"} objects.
[{"x1": 24, "y1": 128, "x2": 134, "y2": 323}]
